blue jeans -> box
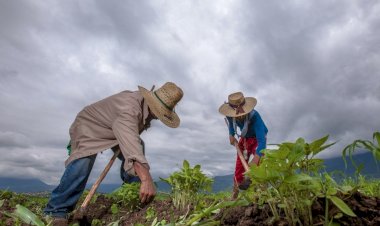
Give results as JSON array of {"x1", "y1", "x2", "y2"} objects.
[
  {"x1": 44, "y1": 153, "x2": 140, "y2": 218},
  {"x1": 44, "y1": 155, "x2": 97, "y2": 218}
]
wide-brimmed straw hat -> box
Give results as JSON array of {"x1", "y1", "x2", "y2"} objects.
[
  {"x1": 139, "y1": 82, "x2": 183, "y2": 128},
  {"x1": 219, "y1": 92, "x2": 257, "y2": 117}
]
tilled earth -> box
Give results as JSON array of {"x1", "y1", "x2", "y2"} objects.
[
  {"x1": 71, "y1": 192, "x2": 380, "y2": 226},
  {"x1": 1, "y1": 192, "x2": 379, "y2": 225},
  {"x1": 71, "y1": 196, "x2": 190, "y2": 226},
  {"x1": 217, "y1": 192, "x2": 380, "y2": 226}
]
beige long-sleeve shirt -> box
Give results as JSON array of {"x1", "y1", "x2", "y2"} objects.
[{"x1": 65, "y1": 90, "x2": 150, "y2": 175}]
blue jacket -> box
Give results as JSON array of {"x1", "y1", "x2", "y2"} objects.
[{"x1": 227, "y1": 110, "x2": 268, "y2": 156}]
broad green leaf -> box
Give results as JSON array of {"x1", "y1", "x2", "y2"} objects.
[
  {"x1": 310, "y1": 135, "x2": 328, "y2": 152},
  {"x1": 284, "y1": 174, "x2": 312, "y2": 183},
  {"x1": 183, "y1": 160, "x2": 190, "y2": 169},
  {"x1": 266, "y1": 147, "x2": 290, "y2": 159},
  {"x1": 296, "y1": 137, "x2": 306, "y2": 145},
  {"x1": 13, "y1": 204, "x2": 45, "y2": 226},
  {"x1": 0, "y1": 199, "x2": 4, "y2": 207},
  {"x1": 329, "y1": 196, "x2": 356, "y2": 217},
  {"x1": 287, "y1": 150, "x2": 305, "y2": 165},
  {"x1": 293, "y1": 138, "x2": 306, "y2": 154}
]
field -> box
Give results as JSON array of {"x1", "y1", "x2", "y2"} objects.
[{"x1": 1, "y1": 134, "x2": 379, "y2": 226}]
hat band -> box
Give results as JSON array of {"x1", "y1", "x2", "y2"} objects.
[
  {"x1": 154, "y1": 91, "x2": 172, "y2": 111},
  {"x1": 229, "y1": 99, "x2": 245, "y2": 115}
]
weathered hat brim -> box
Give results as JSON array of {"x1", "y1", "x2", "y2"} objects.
[
  {"x1": 139, "y1": 86, "x2": 180, "y2": 128},
  {"x1": 218, "y1": 97, "x2": 257, "y2": 117}
]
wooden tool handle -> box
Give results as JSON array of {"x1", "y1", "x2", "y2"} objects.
[
  {"x1": 235, "y1": 143, "x2": 250, "y2": 172},
  {"x1": 224, "y1": 118, "x2": 250, "y2": 172},
  {"x1": 81, "y1": 149, "x2": 121, "y2": 209}
]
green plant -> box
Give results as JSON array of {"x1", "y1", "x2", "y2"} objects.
[
  {"x1": 110, "y1": 182, "x2": 140, "y2": 210},
  {"x1": 184, "y1": 199, "x2": 249, "y2": 226},
  {"x1": 248, "y1": 136, "x2": 333, "y2": 225},
  {"x1": 318, "y1": 173, "x2": 356, "y2": 226},
  {"x1": 160, "y1": 160, "x2": 213, "y2": 210},
  {"x1": 0, "y1": 190, "x2": 13, "y2": 200},
  {"x1": 111, "y1": 203, "x2": 119, "y2": 215},
  {"x1": 3, "y1": 204, "x2": 52, "y2": 226},
  {"x1": 343, "y1": 131, "x2": 380, "y2": 169},
  {"x1": 91, "y1": 219, "x2": 103, "y2": 226},
  {"x1": 145, "y1": 206, "x2": 157, "y2": 221},
  {"x1": 246, "y1": 135, "x2": 358, "y2": 225},
  {"x1": 342, "y1": 175, "x2": 380, "y2": 197}
]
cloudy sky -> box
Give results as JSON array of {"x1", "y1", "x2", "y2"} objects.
[{"x1": 1, "y1": 0, "x2": 379, "y2": 185}]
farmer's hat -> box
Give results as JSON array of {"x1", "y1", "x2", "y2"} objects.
[
  {"x1": 219, "y1": 92, "x2": 257, "y2": 117},
  {"x1": 139, "y1": 82, "x2": 183, "y2": 128}
]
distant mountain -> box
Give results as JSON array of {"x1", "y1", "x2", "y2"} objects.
[
  {"x1": 324, "y1": 151, "x2": 379, "y2": 179},
  {"x1": 0, "y1": 176, "x2": 234, "y2": 194},
  {"x1": 0, "y1": 177, "x2": 55, "y2": 193},
  {"x1": 1, "y1": 152, "x2": 378, "y2": 194}
]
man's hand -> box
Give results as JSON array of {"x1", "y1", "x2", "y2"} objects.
[
  {"x1": 133, "y1": 161, "x2": 156, "y2": 203},
  {"x1": 229, "y1": 135, "x2": 238, "y2": 146}
]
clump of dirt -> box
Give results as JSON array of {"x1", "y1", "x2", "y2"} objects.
[{"x1": 72, "y1": 195, "x2": 114, "y2": 225}]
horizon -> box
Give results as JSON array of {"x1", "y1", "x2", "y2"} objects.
[{"x1": 1, "y1": 151, "x2": 378, "y2": 188}]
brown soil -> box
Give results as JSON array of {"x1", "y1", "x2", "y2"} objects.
[
  {"x1": 217, "y1": 192, "x2": 380, "y2": 226},
  {"x1": 1, "y1": 192, "x2": 379, "y2": 225},
  {"x1": 71, "y1": 196, "x2": 190, "y2": 226}
]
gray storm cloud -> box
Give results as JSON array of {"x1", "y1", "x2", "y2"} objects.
[{"x1": 0, "y1": 0, "x2": 379, "y2": 185}]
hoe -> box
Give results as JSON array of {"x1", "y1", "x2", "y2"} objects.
[{"x1": 74, "y1": 149, "x2": 121, "y2": 224}]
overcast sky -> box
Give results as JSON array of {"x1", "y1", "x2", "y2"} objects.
[{"x1": 1, "y1": 0, "x2": 379, "y2": 185}]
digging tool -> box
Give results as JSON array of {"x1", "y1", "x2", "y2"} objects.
[
  {"x1": 224, "y1": 118, "x2": 252, "y2": 192},
  {"x1": 224, "y1": 118, "x2": 250, "y2": 172},
  {"x1": 74, "y1": 149, "x2": 121, "y2": 222}
]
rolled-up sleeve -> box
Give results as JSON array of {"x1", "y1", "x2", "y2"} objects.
[{"x1": 112, "y1": 111, "x2": 149, "y2": 176}]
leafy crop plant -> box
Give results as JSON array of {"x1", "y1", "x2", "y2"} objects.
[
  {"x1": 160, "y1": 160, "x2": 213, "y2": 210},
  {"x1": 247, "y1": 135, "x2": 356, "y2": 226}
]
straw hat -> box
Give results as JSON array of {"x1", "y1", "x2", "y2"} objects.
[
  {"x1": 219, "y1": 92, "x2": 257, "y2": 117},
  {"x1": 139, "y1": 82, "x2": 183, "y2": 128}
]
